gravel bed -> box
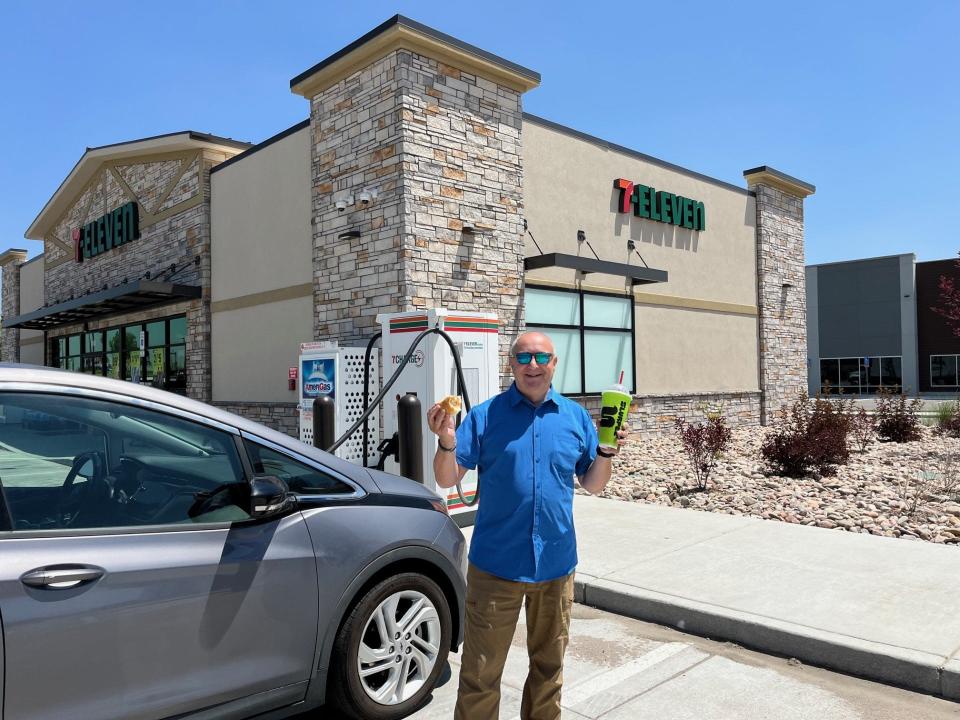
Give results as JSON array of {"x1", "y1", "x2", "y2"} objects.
[{"x1": 592, "y1": 426, "x2": 960, "y2": 545}]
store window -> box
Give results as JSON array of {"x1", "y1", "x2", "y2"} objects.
[
  {"x1": 51, "y1": 314, "x2": 187, "y2": 394},
  {"x1": 524, "y1": 286, "x2": 635, "y2": 395},
  {"x1": 931, "y1": 355, "x2": 960, "y2": 387},
  {"x1": 818, "y1": 356, "x2": 902, "y2": 394}
]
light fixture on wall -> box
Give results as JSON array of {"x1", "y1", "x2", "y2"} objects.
[{"x1": 337, "y1": 229, "x2": 362, "y2": 240}]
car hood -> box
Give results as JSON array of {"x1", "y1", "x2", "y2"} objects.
[{"x1": 364, "y1": 467, "x2": 444, "y2": 501}]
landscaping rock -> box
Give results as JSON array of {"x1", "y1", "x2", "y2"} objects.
[{"x1": 591, "y1": 426, "x2": 960, "y2": 546}]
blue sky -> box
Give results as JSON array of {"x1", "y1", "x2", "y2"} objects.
[{"x1": 1, "y1": 1, "x2": 956, "y2": 266}]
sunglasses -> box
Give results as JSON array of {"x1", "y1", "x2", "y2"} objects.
[{"x1": 514, "y1": 352, "x2": 554, "y2": 365}]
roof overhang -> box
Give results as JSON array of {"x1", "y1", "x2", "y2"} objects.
[
  {"x1": 26, "y1": 131, "x2": 251, "y2": 241},
  {"x1": 742, "y1": 166, "x2": 815, "y2": 198},
  {"x1": 290, "y1": 15, "x2": 540, "y2": 98},
  {"x1": 3, "y1": 280, "x2": 201, "y2": 331},
  {"x1": 524, "y1": 253, "x2": 668, "y2": 286}
]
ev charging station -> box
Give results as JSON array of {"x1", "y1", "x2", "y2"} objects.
[
  {"x1": 298, "y1": 308, "x2": 499, "y2": 524},
  {"x1": 376, "y1": 309, "x2": 499, "y2": 519}
]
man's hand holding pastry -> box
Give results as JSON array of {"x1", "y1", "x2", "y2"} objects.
[{"x1": 427, "y1": 395, "x2": 462, "y2": 452}]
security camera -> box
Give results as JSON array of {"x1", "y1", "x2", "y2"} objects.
[
  {"x1": 335, "y1": 199, "x2": 348, "y2": 212},
  {"x1": 334, "y1": 194, "x2": 353, "y2": 212},
  {"x1": 357, "y1": 190, "x2": 372, "y2": 205}
]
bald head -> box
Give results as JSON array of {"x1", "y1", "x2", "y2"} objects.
[
  {"x1": 509, "y1": 331, "x2": 558, "y2": 405},
  {"x1": 510, "y1": 331, "x2": 555, "y2": 356}
]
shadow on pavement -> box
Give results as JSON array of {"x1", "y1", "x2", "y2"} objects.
[{"x1": 292, "y1": 661, "x2": 453, "y2": 718}]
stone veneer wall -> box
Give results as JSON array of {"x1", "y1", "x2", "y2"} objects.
[
  {"x1": 577, "y1": 391, "x2": 761, "y2": 435},
  {"x1": 39, "y1": 148, "x2": 231, "y2": 402},
  {"x1": 0, "y1": 253, "x2": 26, "y2": 362},
  {"x1": 309, "y1": 49, "x2": 526, "y2": 387},
  {"x1": 212, "y1": 401, "x2": 300, "y2": 438},
  {"x1": 750, "y1": 182, "x2": 808, "y2": 424}
]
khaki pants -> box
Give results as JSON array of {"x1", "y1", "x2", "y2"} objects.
[{"x1": 454, "y1": 563, "x2": 575, "y2": 720}]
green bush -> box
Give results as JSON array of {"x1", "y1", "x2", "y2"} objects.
[{"x1": 936, "y1": 399, "x2": 960, "y2": 439}]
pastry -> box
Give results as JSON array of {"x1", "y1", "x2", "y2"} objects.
[{"x1": 439, "y1": 395, "x2": 462, "y2": 415}]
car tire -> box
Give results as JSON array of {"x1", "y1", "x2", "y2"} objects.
[{"x1": 329, "y1": 571, "x2": 451, "y2": 720}]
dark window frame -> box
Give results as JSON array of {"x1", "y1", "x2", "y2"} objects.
[
  {"x1": 930, "y1": 354, "x2": 960, "y2": 388},
  {"x1": 524, "y1": 284, "x2": 636, "y2": 397},
  {"x1": 818, "y1": 355, "x2": 903, "y2": 395}
]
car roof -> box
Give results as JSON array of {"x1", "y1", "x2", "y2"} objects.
[{"x1": 0, "y1": 363, "x2": 371, "y2": 483}]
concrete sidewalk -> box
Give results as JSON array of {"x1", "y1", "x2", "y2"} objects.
[{"x1": 462, "y1": 495, "x2": 960, "y2": 700}]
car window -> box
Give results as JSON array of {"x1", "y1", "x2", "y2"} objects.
[
  {"x1": 244, "y1": 440, "x2": 354, "y2": 495},
  {"x1": 0, "y1": 392, "x2": 251, "y2": 531}
]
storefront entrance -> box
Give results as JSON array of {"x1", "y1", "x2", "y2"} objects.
[{"x1": 51, "y1": 314, "x2": 187, "y2": 394}]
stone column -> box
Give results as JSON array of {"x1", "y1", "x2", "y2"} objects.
[
  {"x1": 743, "y1": 167, "x2": 815, "y2": 424},
  {"x1": 292, "y1": 17, "x2": 539, "y2": 387},
  {"x1": 0, "y1": 249, "x2": 29, "y2": 363}
]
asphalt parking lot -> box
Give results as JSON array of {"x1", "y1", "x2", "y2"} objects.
[{"x1": 319, "y1": 602, "x2": 960, "y2": 719}]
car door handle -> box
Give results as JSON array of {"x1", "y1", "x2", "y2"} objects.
[{"x1": 20, "y1": 566, "x2": 105, "y2": 589}]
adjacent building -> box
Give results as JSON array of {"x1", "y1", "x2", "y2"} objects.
[
  {"x1": 2, "y1": 15, "x2": 815, "y2": 436},
  {"x1": 806, "y1": 254, "x2": 960, "y2": 395}
]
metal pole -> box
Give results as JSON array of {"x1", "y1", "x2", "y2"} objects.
[
  {"x1": 313, "y1": 396, "x2": 336, "y2": 452},
  {"x1": 397, "y1": 393, "x2": 424, "y2": 484}
]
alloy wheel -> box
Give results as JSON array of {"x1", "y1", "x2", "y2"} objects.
[{"x1": 355, "y1": 589, "x2": 443, "y2": 705}]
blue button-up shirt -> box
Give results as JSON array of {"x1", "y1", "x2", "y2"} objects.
[{"x1": 455, "y1": 383, "x2": 598, "y2": 582}]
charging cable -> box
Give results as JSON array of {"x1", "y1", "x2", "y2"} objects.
[{"x1": 327, "y1": 326, "x2": 478, "y2": 508}]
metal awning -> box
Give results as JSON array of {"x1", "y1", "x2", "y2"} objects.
[
  {"x1": 524, "y1": 253, "x2": 668, "y2": 286},
  {"x1": 4, "y1": 280, "x2": 202, "y2": 330}
]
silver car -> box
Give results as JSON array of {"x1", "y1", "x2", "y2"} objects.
[{"x1": 0, "y1": 364, "x2": 466, "y2": 720}]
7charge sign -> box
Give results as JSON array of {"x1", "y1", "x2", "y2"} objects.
[{"x1": 301, "y1": 358, "x2": 335, "y2": 399}]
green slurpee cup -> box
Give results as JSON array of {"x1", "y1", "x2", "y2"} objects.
[{"x1": 598, "y1": 371, "x2": 631, "y2": 450}]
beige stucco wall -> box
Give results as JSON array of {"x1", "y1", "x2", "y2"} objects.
[
  {"x1": 18, "y1": 256, "x2": 44, "y2": 364},
  {"x1": 522, "y1": 117, "x2": 760, "y2": 394},
  {"x1": 210, "y1": 126, "x2": 312, "y2": 300},
  {"x1": 210, "y1": 125, "x2": 313, "y2": 402},
  {"x1": 635, "y1": 306, "x2": 759, "y2": 393},
  {"x1": 211, "y1": 297, "x2": 310, "y2": 402}
]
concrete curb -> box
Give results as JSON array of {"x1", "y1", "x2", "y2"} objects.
[{"x1": 573, "y1": 573, "x2": 959, "y2": 701}]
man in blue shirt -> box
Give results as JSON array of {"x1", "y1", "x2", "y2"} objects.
[{"x1": 428, "y1": 331, "x2": 626, "y2": 720}]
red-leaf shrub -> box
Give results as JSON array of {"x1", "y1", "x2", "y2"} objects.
[
  {"x1": 761, "y1": 393, "x2": 851, "y2": 477},
  {"x1": 874, "y1": 389, "x2": 922, "y2": 443},
  {"x1": 675, "y1": 416, "x2": 732, "y2": 491},
  {"x1": 850, "y1": 406, "x2": 876, "y2": 453}
]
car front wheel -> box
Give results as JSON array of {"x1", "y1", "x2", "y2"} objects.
[{"x1": 329, "y1": 572, "x2": 451, "y2": 719}]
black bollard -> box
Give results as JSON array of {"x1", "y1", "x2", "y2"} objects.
[
  {"x1": 313, "y1": 396, "x2": 336, "y2": 452},
  {"x1": 397, "y1": 393, "x2": 424, "y2": 484}
]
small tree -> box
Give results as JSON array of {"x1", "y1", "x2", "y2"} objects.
[
  {"x1": 674, "y1": 415, "x2": 732, "y2": 492},
  {"x1": 931, "y1": 254, "x2": 960, "y2": 337}
]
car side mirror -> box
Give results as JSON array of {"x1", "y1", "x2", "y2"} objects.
[{"x1": 249, "y1": 475, "x2": 296, "y2": 519}]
